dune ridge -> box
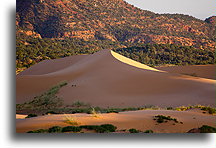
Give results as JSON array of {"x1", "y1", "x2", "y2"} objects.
[{"x1": 110, "y1": 50, "x2": 162, "y2": 72}]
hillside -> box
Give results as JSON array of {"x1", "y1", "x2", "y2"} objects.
[
  {"x1": 16, "y1": 0, "x2": 215, "y2": 46},
  {"x1": 16, "y1": 0, "x2": 215, "y2": 73}
]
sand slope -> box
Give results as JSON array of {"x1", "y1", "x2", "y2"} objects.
[
  {"x1": 16, "y1": 110, "x2": 216, "y2": 133},
  {"x1": 157, "y1": 65, "x2": 215, "y2": 80},
  {"x1": 16, "y1": 49, "x2": 215, "y2": 107}
]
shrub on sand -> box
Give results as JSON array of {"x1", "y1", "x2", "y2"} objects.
[
  {"x1": 129, "y1": 128, "x2": 140, "y2": 133},
  {"x1": 63, "y1": 114, "x2": 80, "y2": 126},
  {"x1": 62, "y1": 126, "x2": 81, "y2": 133},
  {"x1": 25, "y1": 113, "x2": 37, "y2": 118},
  {"x1": 48, "y1": 126, "x2": 62, "y2": 133},
  {"x1": 144, "y1": 130, "x2": 154, "y2": 133},
  {"x1": 199, "y1": 125, "x2": 216, "y2": 133}
]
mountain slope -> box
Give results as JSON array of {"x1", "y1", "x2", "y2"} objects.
[{"x1": 16, "y1": 0, "x2": 215, "y2": 50}]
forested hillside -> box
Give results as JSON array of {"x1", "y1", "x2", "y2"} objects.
[{"x1": 16, "y1": 0, "x2": 215, "y2": 73}]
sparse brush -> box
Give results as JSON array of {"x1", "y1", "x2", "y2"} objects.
[
  {"x1": 199, "y1": 125, "x2": 216, "y2": 133},
  {"x1": 90, "y1": 107, "x2": 100, "y2": 118},
  {"x1": 71, "y1": 101, "x2": 90, "y2": 108},
  {"x1": 63, "y1": 114, "x2": 80, "y2": 126},
  {"x1": 144, "y1": 130, "x2": 154, "y2": 133},
  {"x1": 129, "y1": 128, "x2": 140, "y2": 133},
  {"x1": 154, "y1": 115, "x2": 180, "y2": 123}
]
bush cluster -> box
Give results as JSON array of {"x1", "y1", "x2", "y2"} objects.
[
  {"x1": 27, "y1": 124, "x2": 117, "y2": 133},
  {"x1": 154, "y1": 115, "x2": 179, "y2": 123}
]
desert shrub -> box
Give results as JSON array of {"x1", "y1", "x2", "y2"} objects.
[
  {"x1": 25, "y1": 113, "x2": 37, "y2": 118},
  {"x1": 129, "y1": 128, "x2": 139, "y2": 133},
  {"x1": 27, "y1": 129, "x2": 48, "y2": 133},
  {"x1": 166, "y1": 107, "x2": 173, "y2": 110},
  {"x1": 106, "y1": 109, "x2": 119, "y2": 113},
  {"x1": 199, "y1": 125, "x2": 216, "y2": 133},
  {"x1": 45, "y1": 111, "x2": 58, "y2": 115},
  {"x1": 90, "y1": 107, "x2": 100, "y2": 118},
  {"x1": 48, "y1": 126, "x2": 62, "y2": 133},
  {"x1": 100, "y1": 124, "x2": 117, "y2": 132},
  {"x1": 200, "y1": 107, "x2": 216, "y2": 114},
  {"x1": 144, "y1": 130, "x2": 154, "y2": 133},
  {"x1": 17, "y1": 81, "x2": 67, "y2": 112},
  {"x1": 62, "y1": 126, "x2": 81, "y2": 133},
  {"x1": 154, "y1": 115, "x2": 179, "y2": 123},
  {"x1": 64, "y1": 115, "x2": 80, "y2": 126},
  {"x1": 79, "y1": 124, "x2": 117, "y2": 133}
]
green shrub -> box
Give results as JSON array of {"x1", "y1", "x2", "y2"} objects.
[
  {"x1": 166, "y1": 107, "x2": 173, "y2": 110},
  {"x1": 79, "y1": 124, "x2": 117, "y2": 133},
  {"x1": 79, "y1": 125, "x2": 101, "y2": 130},
  {"x1": 154, "y1": 115, "x2": 179, "y2": 123},
  {"x1": 144, "y1": 130, "x2": 154, "y2": 133},
  {"x1": 62, "y1": 126, "x2": 81, "y2": 133},
  {"x1": 200, "y1": 107, "x2": 216, "y2": 114},
  {"x1": 25, "y1": 114, "x2": 37, "y2": 118},
  {"x1": 100, "y1": 124, "x2": 117, "y2": 132},
  {"x1": 129, "y1": 128, "x2": 139, "y2": 133},
  {"x1": 48, "y1": 126, "x2": 62, "y2": 133},
  {"x1": 199, "y1": 125, "x2": 216, "y2": 133},
  {"x1": 106, "y1": 109, "x2": 119, "y2": 113}
]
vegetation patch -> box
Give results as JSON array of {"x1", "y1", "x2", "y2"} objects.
[
  {"x1": 200, "y1": 107, "x2": 216, "y2": 114},
  {"x1": 48, "y1": 126, "x2": 62, "y2": 133},
  {"x1": 154, "y1": 115, "x2": 179, "y2": 123},
  {"x1": 199, "y1": 125, "x2": 216, "y2": 133},
  {"x1": 25, "y1": 113, "x2": 37, "y2": 118},
  {"x1": 144, "y1": 130, "x2": 154, "y2": 133},
  {"x1": 62, "y1": 126, "x2": 82, "y2": 133},
  {"x1": 16, "y1": 81, "x2": 67, "y2": 113},
  {"x1": 27, "y1": 124, "x2": 117, "y2": 133},
  {"x1": 129, "y1": 128, "x2": 140, "y2": 133},
  {"x1": 175, "y1": 105, "x2": 216, "y2": 114},
  {"x1": 63, "y1": 115, "x2": 80, "y2": 126},
  {"x1": 114, "y1": 44, "x2": 215, "y2": 67}
]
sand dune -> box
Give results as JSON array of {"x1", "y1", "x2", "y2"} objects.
[
  {"x1": 16, "y1": 110, "x2": 215, "y2": 133},
  {"x1": 16, "y1": 49, "x2": 215, "y2": 107},
  {"x1": 157, "y1": 65, "x2": 215, "y2": 80}
]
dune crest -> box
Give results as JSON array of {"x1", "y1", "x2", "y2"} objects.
[{"x1": 111, "y1": 50, "x2": 162, "y2": 72}]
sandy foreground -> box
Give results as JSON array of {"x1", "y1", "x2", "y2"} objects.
[
  {"x1": 16, "y1": 49, "x2": 215, "y2": 107},
  {"x1": 16, "y1": 109, "x2": 215, "y2": 133}
]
